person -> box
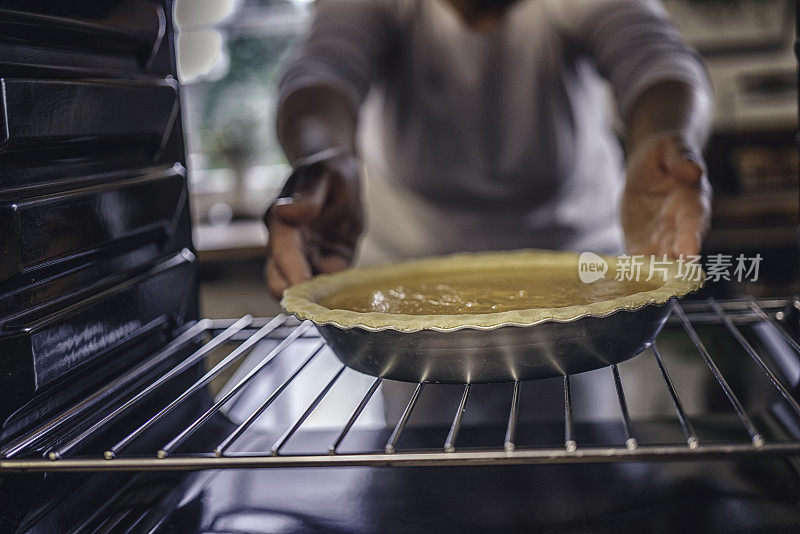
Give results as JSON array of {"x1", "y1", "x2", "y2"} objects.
[{"x1": 265, "y1": 0, "x2": 713, "y2": 424}]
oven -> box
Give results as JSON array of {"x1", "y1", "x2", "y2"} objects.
[{"x1": 3, "y1": 1, "x2": 800, "y2": 533}]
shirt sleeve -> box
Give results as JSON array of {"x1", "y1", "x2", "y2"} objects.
[
  {"x1": 278, "y1": 0, "x2": 397, "y2": 110},
  {"x1": 555, "y1": 0, "x2": 711, "y2": 121}
]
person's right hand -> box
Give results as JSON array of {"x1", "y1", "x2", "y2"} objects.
[
  {"x1": 265, "y1": 153, "x2": 363, "y2": 299},
  {"x1": 621, "y1": 134, "x2": 711, "y2": 258}
]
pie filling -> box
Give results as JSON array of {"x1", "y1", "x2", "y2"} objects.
[
  {"x1": 282, "y1": 249, "x2": 704, "y2": 332},
  {"x1": 319, "y1": 268, "x2": 662, "y2": 315}
]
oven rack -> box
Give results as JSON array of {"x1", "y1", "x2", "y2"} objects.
[{"x1": 3, "y1": 297, "x2": 800, "y2": 473}]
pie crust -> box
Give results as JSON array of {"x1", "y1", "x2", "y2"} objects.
[{"x1": 281, "y1": 249, "x2": 704, "y2": 333}]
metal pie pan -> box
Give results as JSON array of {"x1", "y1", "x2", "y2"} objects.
[{"x1": 315, "y1": 301, "x2": 672, "y2": 384}]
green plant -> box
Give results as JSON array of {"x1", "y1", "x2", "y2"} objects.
[{"x1": 200, "y1": 32, "x2": 297, "y2": 169}]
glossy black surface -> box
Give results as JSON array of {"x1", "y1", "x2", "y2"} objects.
[
  {"x1": 0, "y1": 0, "x2": 193, "y2": 427},
  {"x1": 1, "y1": 251, "x2": 196, "y2": 428},
  {"x1": 0, "y1": 0, "x2": 169, "y2": 78},
  {"x1": 20, "y1": 419, "x2": 797, "y2": 534},
  {"x1": 0, "y1": 166, "x2": 185, "y2": 280},
  {"x1": 0, "y1": 2, "x2": 196, "y2": 530}
]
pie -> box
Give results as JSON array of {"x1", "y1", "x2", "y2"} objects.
[{"x1": 281, "y1": 249, "x2": 703, "y2": 333}]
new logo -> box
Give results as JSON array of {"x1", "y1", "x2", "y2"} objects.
[{"x1": 578, "y1": 252, "x2": 608, "y2": 284}]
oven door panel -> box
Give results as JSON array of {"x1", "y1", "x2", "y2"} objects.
[
  {"x1": 0, "y1": 251, "x2": 195, "y2": 426},
  {"x1": 0, "y1": 78, "x2": 178, "y2": 167},
  {"x1": 0, "y1": 0, "x2": 168, "y2": 77},
  {"x1": 0, "y1": 165, "x2": 187, "y2": 283},
  {"x1": 0, "y1": 0, "x2": 195, "y2": 444},
  {"x1": 0, "y1": 1, "x2": 197, "y2": 531}
]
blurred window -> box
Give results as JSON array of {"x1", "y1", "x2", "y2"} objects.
[{"x1": 175, "y1": 0, "x2": 311, "y2": 225}]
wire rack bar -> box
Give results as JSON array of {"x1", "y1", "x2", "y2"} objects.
[
  {"x1": 159, "y1": 335, "x2": 323, "y2": 458},
  {"x1": 10, "y1": 442, "x2": 800, "y2": 473},
  {"x1": 746, "y1": 298, "x2": 800, "y2": 355},
  {"x1": 329, "y1": 377, "x2": 383, "y2": 454},
  {"x1": 270, "y1": 366, "x2": 346, "y2": 456},
  {"x1": 208, "y1": 317, "x2": 304, "y2": 330},
  {"x1": 215, "y1": 344, "x2": 324, "y2": 456},
  {"x1": 563, "y1": 375, "x2": 576, "y2": 452},
  {"x1": 679, "y1": 298, "x2": 793, "y2": 312},
  {"x1": 444, "y1": 385, "x2": 471, "y2": 453},
  {"x1": 503, "y1": 382, "x2": 521, "y2": 452},
  {"x1": 666, "y1": 314, "x2": 778, "y2": 325},
  {"x1": 106, "y1": 315, "x2": 292, "y2": 458},
  {"x1": 48, "y1": 316, "x2": 254, "y2": 461},
  {"x1": 709, "y1": 298, "x2": 800, "y2": 420},
  {"x1": 664, "y1": 297, "x2": 794, "y2": 325},
  {"x1": 611, "y1": 364, "x2": 637, "y2": 450},
  {"x1": 650, "y1": 342, "x2": 699, "y2": 449},
  {"x1": 673, "y1": 303, "x2": 765, "y2": 447},
  {"x1": 1, "y1": 319, "x2": 213, "y2": 460},
  {"x1": 385, "y1": 383, "x2": 425, "y2": 454}
]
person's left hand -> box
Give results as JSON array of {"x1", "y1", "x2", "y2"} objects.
[{"x1": 620, "y1": 134, "x2": 712, "y2": 258}]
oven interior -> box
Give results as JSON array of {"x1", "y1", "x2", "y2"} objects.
[{"x1": 2, "y1": 1, "x2": 800, "y2": 533}]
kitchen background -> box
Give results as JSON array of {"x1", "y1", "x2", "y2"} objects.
[{"x1": 173, "y1": 0, "x2": 799, "y2": 319}]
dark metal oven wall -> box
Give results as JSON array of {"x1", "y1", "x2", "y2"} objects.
[{"x1": 0, "y1": 0, "x2": 197, "y2": 442}]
